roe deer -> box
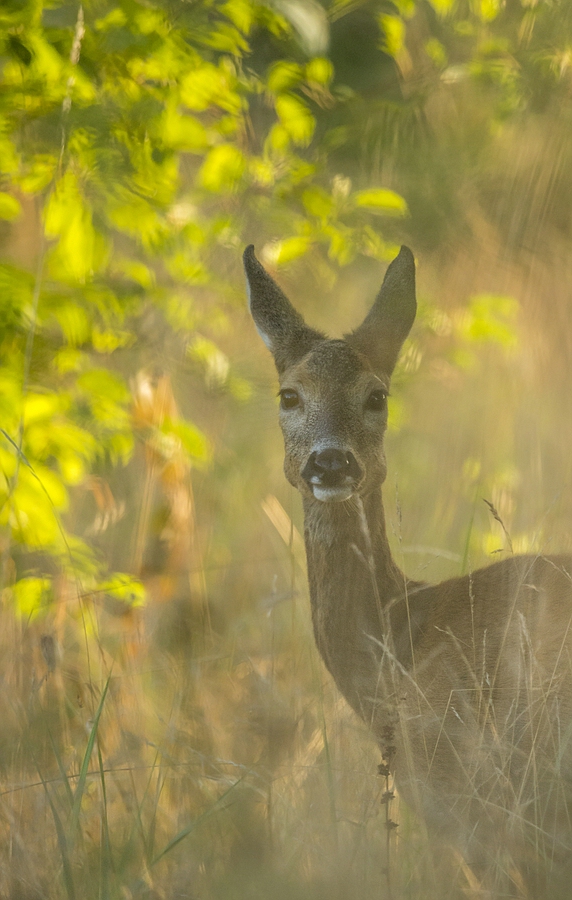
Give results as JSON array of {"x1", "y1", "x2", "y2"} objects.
[{"x1": 244, "y1": 244, "x2": 572, "y2": 897}]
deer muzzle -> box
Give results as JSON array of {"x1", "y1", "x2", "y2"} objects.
[{"x1": 301, "y1": 448, "x2": 363, "y2": 502}]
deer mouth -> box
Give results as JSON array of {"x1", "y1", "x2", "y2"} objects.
[
  {"x1": 301, "y1": 448, "x2": 362, "y2": 503},
  {"x1": 311, "y1": 484, "x2": 356, "y2": 502}
]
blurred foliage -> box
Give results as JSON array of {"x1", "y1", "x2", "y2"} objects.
[{"x1": 1, "y1": 0, "x2": 572, "y2": 896}]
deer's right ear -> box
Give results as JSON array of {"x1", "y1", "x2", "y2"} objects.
[{"x1": 243, "y1": 245, "x2": 324, "y2": 374}]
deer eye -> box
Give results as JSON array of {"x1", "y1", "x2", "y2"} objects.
[
  {"x1": 365, "y1": 389, "x2": 387, "y2": 411},
  {"x1": 280, "y1": 389, "x2": 300, "y2": 410}
]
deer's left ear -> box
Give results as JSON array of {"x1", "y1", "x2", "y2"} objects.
[
  {"x1": 244, "y1": 245, "x2": 324, "y2": 374},
  {"x1": 346, "y1": 246, "x2": 416, "y2": 377}
]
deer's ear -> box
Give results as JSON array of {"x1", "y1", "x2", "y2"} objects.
[
  {"x1": 346, "y1": 246, "x2": 416, "y2": 376},
  {"x1": 243, "y1": 245, "x2": 324, "y2": 374}
]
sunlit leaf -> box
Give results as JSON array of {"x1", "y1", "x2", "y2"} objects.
[
  {"x1": 18, "y1": 154, "x2": 57, "y2": 193},
  {"x1": 109, "y1": 198, "x2": 168, "y2": 249},
  {"x1": 380, "y1": 15, "x2": 405, "y2": 57},
  {"x1": 44, "y1": 174, "x2": 102, "y2": 281},
  {"x1": 92, "y1": 328, "x2": 134, "y2": 353},
  {"x1": 181, "y1": 65, "x2": 241, "y2": 114},
  {"x1": 275, "y1": 95, "x2": 315, "y2": 146},
  {"x1": 98, "y1": 574, "x2": 146, "y2": 607},
  {"x1": 426, "y1": 0, "x2": 455, "y2": 15},
  {"x1": 23, "y1": 393, "x2": 61, "y2": 426},
  {"x1": 199, "y1": 145, "x2": 246, "y2": 191},
  {"x1": 11, "y1": 577, "x2": 52, "y2": 620},
  {"x1": 163, "y1": 419, "x2": 211, "y2": 465},
  {"x1": 160, "y1": 104, "x2": 208, "y2": 153},
  {"x1": 0, "y1": 192, "x2": 21, "y2": 220},
  {"x1": 112, "y1": 258, "x2": 155, "y2": 289},
  {"x1": 305, "y1": 57, "x2": 333, "y2": 85},
  {"x1": 268, "y1": 61, "x2": 303, "y2": 92},
  {"x1": 302, "y1": 186, "x2": 333, "y2": 218},
  {"x1": 274, "y1": 236, "x2": 312, "y2": 263},
  {"x1": 353, "y1": 188, "x2": 408, "y2": 216},
  {"x1": 478, "y1": 0, "x2": 501, "y2": 22},
  {"x1": 455, "y1": 295, "x2": 519, "y2": 352},
  {"x1": 190, "y1": 335, "x2": 230, "y2": 385},
  {"x1": 222, "y1": 0, "x2": 253, "y2": 33},
  {"x1": 54, "y1": 303, "x2": 91, "y2": 346},
  {"x1": 327, "y1": 227, "x2": 355, "y2": 264}
]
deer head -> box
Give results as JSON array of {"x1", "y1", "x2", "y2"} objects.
[{"x1": 244, "y1": 245, "x2": 416, "y2": 502}]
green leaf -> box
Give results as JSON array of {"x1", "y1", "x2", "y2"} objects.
[
  {"x1": 18, "y1": 154, "x2": 57, "y2": 193},
  {"x1": 275, "y1": 95, "x2": 315, "y2": 147},
  {"x1": 0, "y1": 192, "x2": 21, "y2": 220},
  {"x1": 163, "y1": 419, "x2": 211, "y2": 466},
  {"x1": 302, "y1": 186, "x2": 333, "y2": 218},
  {"x1": 273, "y1": 236, "x2": 312, "y2": 264},
  {"x1": 11, "y1": 577, "x2": 52, "y2": 620},
  {"x1": 54, "y1": 303, "x2": 91, "y2": 347},
  {"x1": 305, "y1": 57, "x2": 333, "y2": 86},
  {"x1": 160, "y1": 103, "x2": 208, "y2": 153},
  {"x1": 478, "y1": 0, "x2": 501, "y2": 22},
  {"x1": 92, "y1": 327, "x2": 134, "y2": 353},
  {"x1": 456, "y1": 294, "x2": 519, "y2": 350},
  {"x1": 44, "y1": 174, "x2": 103, "y2": 281},
  {"x1": 267, "y1": 61, "x2": 303, "y2": 92},
  {"x1": 426, "y1": 0, "x2": 455, "y2": 15},
  {"x1": 380, "y1": 15, "x2": 405, "y2": 57},
  {"x1": 199, "y1": 145, "x2": 246, "y2": 192},
  {"x1": 353, "y1": 189, "x2": 408, "y2": 216},
  {"x1": 98, "y1": 574, "x2": 146, "y2": 607},
  {"x1": 23, "y1": 391, "x2": 62, "y2": 425},
  {"x1": 221, "y1": 0, "x2": 253, "y2": 33},
  {"x1": 180, "y1": 64, "x2": 241, "y2": 114}
]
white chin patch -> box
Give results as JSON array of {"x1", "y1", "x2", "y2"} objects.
[{"x1": 312, "y1": 485, "x2": 354, "y2": 503}]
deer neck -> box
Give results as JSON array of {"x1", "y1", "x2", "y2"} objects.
[{"x1": 302, "y1": 488, "x2": 413, "y2": 726}]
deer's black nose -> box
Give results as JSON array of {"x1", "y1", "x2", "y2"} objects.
[{"x1": 302, "y1": 449, "x2": 362, "y2": 487}]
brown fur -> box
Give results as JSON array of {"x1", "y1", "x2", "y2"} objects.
[{"x1": 244, "y1": 245, "x2": 572, "y2": 896}]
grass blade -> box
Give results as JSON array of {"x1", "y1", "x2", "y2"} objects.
[
  {"x1": 37, "y1": 766, "x2": 77, "y2": 900},
  {"x1": 151, "y1": 776, "x2": 243, "y2": 866},
  {"x1": 70, "y1": 674, "x2": 111, "y2": 840}
]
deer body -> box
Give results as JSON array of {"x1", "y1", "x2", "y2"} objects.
[{"x1": 244, "y1": 245, "x2": 572, "y2": 894}]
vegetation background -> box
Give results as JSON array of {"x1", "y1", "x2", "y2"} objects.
[{"x1": 1, "y1": 0, "x2": 572, "y2": 896}]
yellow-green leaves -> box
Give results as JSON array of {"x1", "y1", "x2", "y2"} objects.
[
  {"x1": 477, "y1": 0, "x2": 502, "y2": 23},
  {"x1": 0, "y1": 192, "x2": 21, "y2": 221},
  {"x1": 426, "y1": 0, "x2": 456, "y2": 16},
  {"x1": 181, "y1": 64, "x2": 242, "y2": 115},
  {"x1": 457, "y1": 295, "x2": 518, "y2": 349},
  {"x1": 162, "y1": 419, "x2": 212, "y2": 466},
  {"x1": 98, "y1": 574, "x2": 146, "y2": 608},
  {"x1": 268, "y1": 61, "x2": 303, "y2": 92},
  {"x1": 305, "y1": 57, "x2": 333, "y2": 86},
  {"x1": 77, "y1": 369, "x2": 130, "y2": 427},
  {"x1": 380, "y1": 15, "x2": 406, "y2": 58},
  {"x1": 353, "y1": 188, "x2": 408, "y2": 216},
  {"x1": 221, "y1": 0, "x2": 254, "y2": 34},
  {"x1": 302, "y1": 186, "x2": 333, "y2": 218},
  {"x1": 272, "y1": 235, "x2": 313, "y2": 264},
  {"x1": 11, "y1": 577, "x2": 52, "y2": 620},
  {"x1": 44, "y1": 173, "x2": 105, "y2": 282},
  {"x1": 275, "y1": 95, "x2": 315, "y2": 147},
  {"x1": 160, "y1": 104, "x2": 208, "y2": 153},
  {"x1": 199, "y1": 145, "x2": 246, "y2": 192},
  {"x1": 450, "y1": 295, "x2": 519, "y2": 370}
]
